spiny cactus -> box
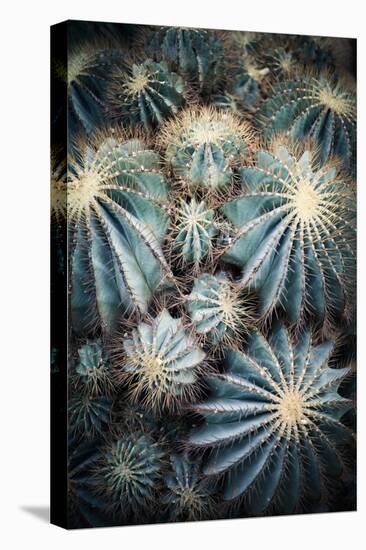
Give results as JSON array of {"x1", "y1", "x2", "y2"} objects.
[
  {"x1": 256, "y1": 73, "x2": 356, "y2": 173},
  {"x1": 68, "y1": 395, "x2": 112, "y2": 437},
  {"x1": 221, "y1": 141, "x2": 356, "y2": 325},
  {"x1": 95, "y1": 431, "x2": 163, "y2": 516},
  {"x1": 161, "y1": 454, "x2": 216, "y2": 521},
  {"x1": 118, "y1": 309, "x2": 206, "y2": 413},
  {"x1": 149, "y1": 27, "x2": 223, "y2": 96},
  {"x1": 106, "y1": 60, "x2": 186, "y2": 131},
  {"x1": 186, "y1": 272, "x2": 254, "y2": 346},
  {"x1": 68, "y1": 132, "x2": 172, "y2": 333},
  {"x1": 190, "y1": 323, "x2": 354, "y2": 513},
  {"x1": 170, "y1": 198, "x2": 219, "y2": 271},
  {"x1": 161, "y1": 107, "x2": 254, "y2": 193},
  {"x1": 74, "y1": 339, "x2": 114, "y2": 395},
  {"x1": 56, "y1": 43, "x2": 126, "y2": 137}
]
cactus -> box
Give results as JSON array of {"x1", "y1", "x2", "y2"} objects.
[
  {"x1": 68, "y1": 395, "x2": 112, "y2": 437},
  {"x1": 161, "y1": 107, "x2": 254, "y2": 193},
  {"x1": 256, "y1": 73, "x2": 356, "y2": 173},
  {"x1": 95, "y1": 431, "x2": 163, "y2": 516},
  {"x1": 186, "y1": 272, "x2": 254, "y2": 346},
  {"x1": 170, "y1": 198, "x2": 219, "y2": 271},
  {"x1": 68, "y1": 132, "x2": 172, "y2": 333},
  {"x1": 74, "y1": 339, "x2": 114, "y2": 396},
  {"x1": 106, "y1": 59, "x2": 186, "y2": 131},
  {"x1": 149, "y1": 27, "x2": 223, "y2": 96},
  {"x1": 55, "y1": 43, "x2": 126, "y2": 138},
  {"x1": 190, "y1": 323, "x2": 354, "y2": 512},
  {"x1": 221, "y1": 141, "x2": 356, "y2": 326},
  {"x1": 68, "y1": 439, "x2": 111, "y2": 528},
  {"x1": 119, "y1": 309, "x2": 206, "y2": 413},
  {"x1": 161, "y1": 454, "x2": 216, "y2": 521}
]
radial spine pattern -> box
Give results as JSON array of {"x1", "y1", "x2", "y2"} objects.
[
  {"x1": 222, "y1": 142, "x2": 355, "y2": 325},
  {"x1": 190, "y1": 323, "x2": 353, "y2": 513}
]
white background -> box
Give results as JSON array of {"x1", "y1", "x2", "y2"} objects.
[{"x1": 0, "y1": 1, "x2": 364, "y2": 548}]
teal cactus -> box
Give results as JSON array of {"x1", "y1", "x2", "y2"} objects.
[
  {"x1": 74, "y1": 339, "x2": 114, "y2": 395},
  {"x1": 106, "y1": 59, "x2": 186, "y2": 131},
  {"x1": 68, "y1": 395, "x2": 112, "y2": 437},
  {"x1": 186, "y1": 272, "x2": 254, "y2": 346},
  {"x1": 119, "y1": 309, "x2": 206, "y2": 413},
  {"x1": 96, "y1": 431, "x2": 163, "y2": 516},
  {"x1": 68, "y1": 132, "x2": 172, "y2": 333},
  {"x1": 161, "y1": 106, "x2": 254, "y2": 193},
  {"x1": 190, "y1": 323, "x2": 354, "y2": 512},
  {"x1": 170, "y1": 198, "x2": 219, "y2": 271},
  {"x1": 56, "y1": 43, "x2": 126, "y2": 137},
  {"x1": 256, "y1": 73, "x2": 356, "y2": 173},
  {"x1": 161, "y1": 454, "x2": 216, "y2": 521},
  {"x1": 221, "y1": 141, "x2": 356, "y2": 325},
  {"x1": 149, "y1": 27, "x2": 223, "y2": 96}
]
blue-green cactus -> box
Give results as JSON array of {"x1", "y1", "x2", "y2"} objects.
[
  {"x1": 256, "y1": 73, "x2": 356, "y2": 173},
  {"x1": 190, "y1": 323, "x2": 354, "y2": 513},
  {"x1": 149, "y1": 27, "x2": 223, "y2": 96},
  {"x1": 56, "y1": 43, "x2": 126, "y2": 137},
  {"x1": 74, "y1": 339, "x2": 114, "y2": 395},
  {"x1": 221, "y1": 142, "x2": 356, "y2": 325},
  {"x1": 68, "y1": 395, "x2": 112, "y2": 437},
  {"x1": 120, "y1": 309, "x2": 206, "y2": 413},
  {"x1": 68, "y1": 133, "x2": 172, "y2": 333},
  {"x1": 96, "y1": 432, "x2": 163, "y2": 516},
  {"x1": 161, "y1": 107, "x2": 253, "y2": 192},
  {"x1": 161, "y1": 454, "x2": 216, "y2": 521},
  {"x1": 106, "y1": 60, "x2": 186, "y2": 131},
  {"x1": 170, "y1": 198, "x2": 219, "y2": 270},
  {"x1": 186, "y1": 272, "x2": 253, "y2": 346}
]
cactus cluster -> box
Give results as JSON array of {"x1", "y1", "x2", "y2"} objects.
[{"x1": 51, "y1": 21, "x2": 356, "y2": 528}]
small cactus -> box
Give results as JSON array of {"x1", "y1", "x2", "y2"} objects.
[
  {"x1": 68, "y1": 395, "x2": 112, "y2": 437},
  {"x1": 119, "y1": 309, "x2": 206, "y2": 413},
  {"x1": 68, "y1": 132, "x2": 172, "y2": 333},
  {"x1": 256, "y1": 73, "x2": 356, "y2": 173},
  {"x1": 106, "y1": 59, "x2": 186, "y2": 131},
  {"x1": 186, "y1": 272, "x2": 254, "y2": 346},
  {"x1": 161, "y1": 454, "x2": 217, "y2": 521},
  {"x1": 190, "y1": 323, "x2": 354, "y2": 513},
  {"x1": 161, "y1": 106, "x2": 254, "y2": 193},
  {"x1": 149, "y1": 27, "x2": 223, "y2": 96},
  {"x1": 221, "y1": 141, "x2": 356, "y2": 326},
  {"x1": 95, "y1": 431, "x2": 163, "y2": 516},
  {"x1": 74, "y1": 339, "x2": 114, "y2": 396},
  {"x1": 170, "y1": 198, "x2": 219, "y2": 271}
]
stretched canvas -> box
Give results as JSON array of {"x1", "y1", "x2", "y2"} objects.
[{"x1": 50, "y1": 20, "x2": 357, "y2": 529}]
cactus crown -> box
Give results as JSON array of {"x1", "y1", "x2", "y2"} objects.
[
  {"x1": 222, "y1": 140, "x2": 355, "y2": 324},
  {"x1": 190, "y1": 324, "x2": 353, "y2": 511},
  {"x1": 120, "y1": 309, "x2": 206, "y2": 412}
]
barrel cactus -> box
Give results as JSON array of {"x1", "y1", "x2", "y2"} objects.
[
  {"x1": 221, "y1": 141, "x2": 356, "y2": 326},
  {"x1": 68, "y1": 395, "x2": 112, "y2": 437},
  {"x1": 119, "y1": 309, "x2": 206, "y2": 413},
  {"x1": 256, "y1": 73, "x2": 356, "y2": 173},
  {"x1": 170, "y1": 198, "x2": 219, "y2": 271},
  {"x1": 190, "y1": 324, "x2": 354, "y2": 513},
  {"x1": 149, "y1": 27, "x2": 223, "y2": 96},
  {"x1": 74, "y1": 339, "x2": 114, "y2": 396},
  {"x1": 68, "y1": 132, "x2": 172, "y2": 333},
  {"x1": 186, "y1": 272, "x2": 254, "y2": 347},
  {"x1": 106, "y1": 59, "x2": 186, "y2": 131},
  {"x1": 161, "y1": 454, "x2": 216, "y2": 521},
  {"x1": 161, "y1": 107, "x2": 254, "y2": 193},
  {"x1": 95, "y1": 431, "x2": 163, "y2": 517},
  {"x1": 56, "y1": 43, "x2": 126, "y2": 137}
]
